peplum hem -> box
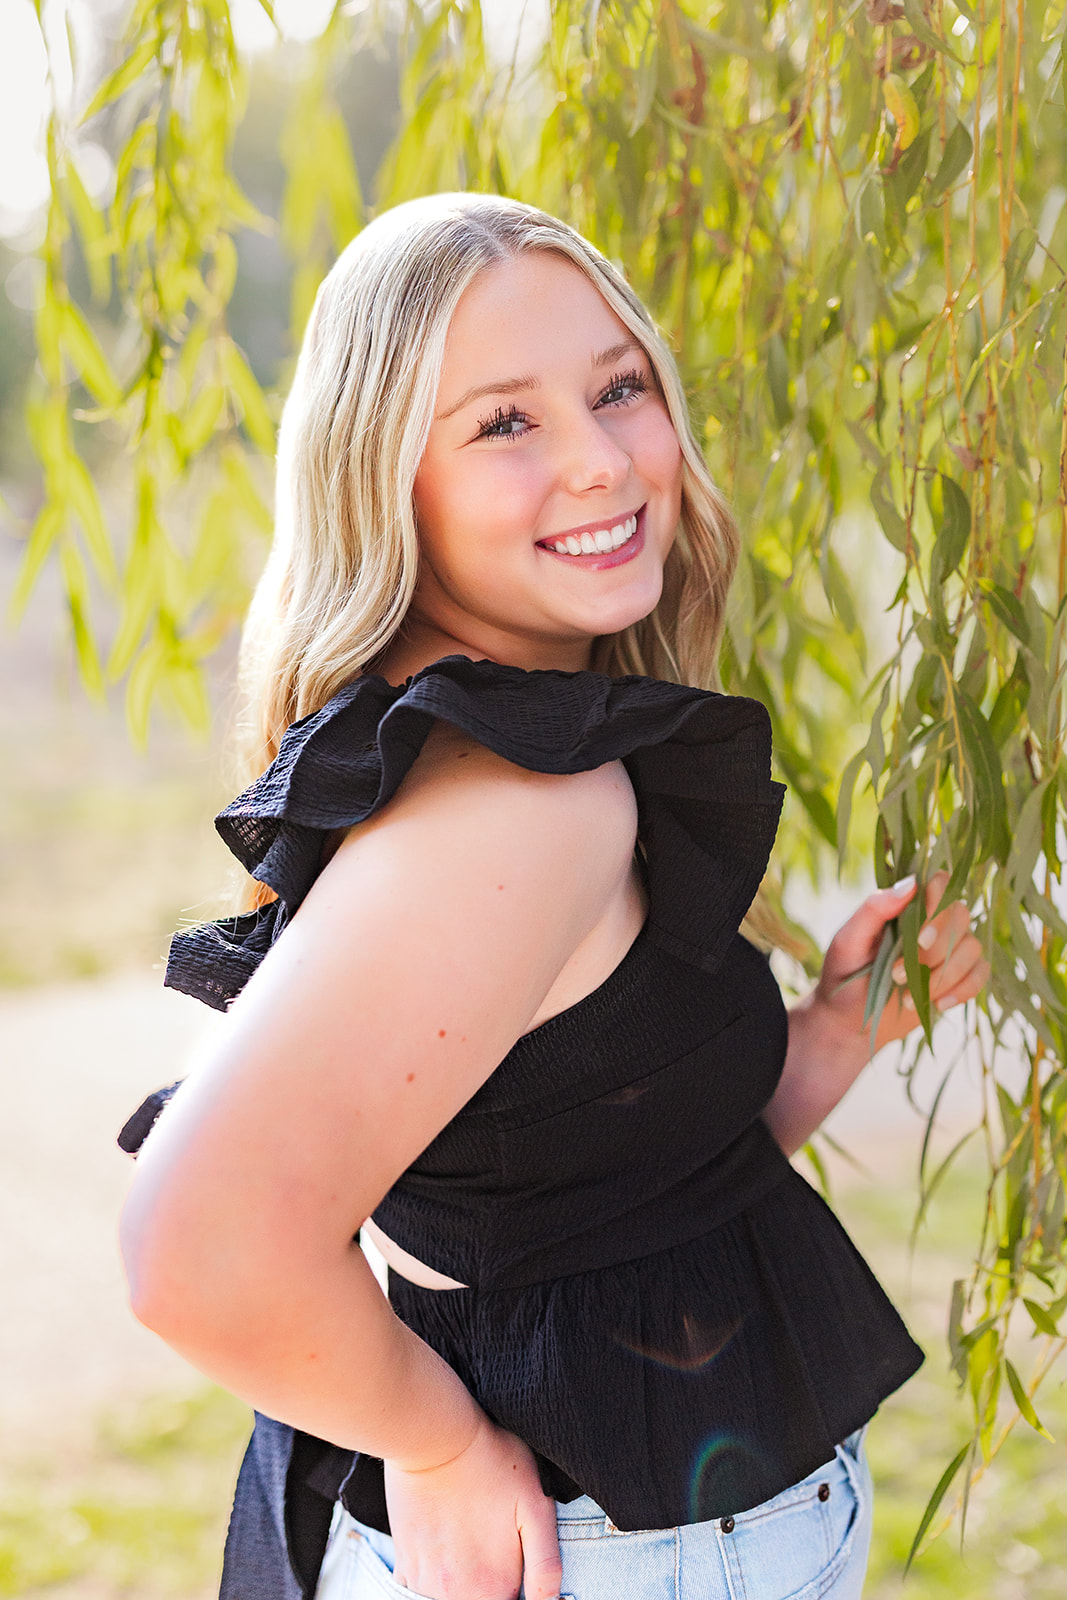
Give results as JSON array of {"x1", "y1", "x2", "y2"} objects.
[{"x1": 340, "y1": 1169, "x2": 923, "y2": 1533}]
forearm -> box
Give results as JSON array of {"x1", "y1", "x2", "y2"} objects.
[{"x1": 761, "y1": 990, "x2": 870, "y2": 1157}]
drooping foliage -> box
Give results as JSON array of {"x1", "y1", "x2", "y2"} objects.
[{"x1": 15, "y1": 0, "x2": 1067, "y2": 1555}]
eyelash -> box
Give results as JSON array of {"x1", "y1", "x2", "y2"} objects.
[{"x1": 475, "y1": 368, "x2": 649, "y2": 443}]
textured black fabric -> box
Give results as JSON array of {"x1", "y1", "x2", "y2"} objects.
[
  {"x1": 164, "y1": 656, "x2": 787, "y2": 1008},
  {"x1": 123, "y1": 657, "x2": 923, "y2": 1598}
]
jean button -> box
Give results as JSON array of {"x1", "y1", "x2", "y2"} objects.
[
  {"x1": 818, "y1": 1483, "x2": 831, "y2": 1502},
  {"x1": 720, "y1": 1515, "x2": 735, "y2": 1533}
]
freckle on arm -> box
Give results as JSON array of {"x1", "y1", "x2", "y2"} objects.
[
  {"x1": 438, "y1": 1029, "x2": 446, "y2": 1038},
  {"x1": 406, "y1": 1072, "x2": 416, "y2": 1083}
]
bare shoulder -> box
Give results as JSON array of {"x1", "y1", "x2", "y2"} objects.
[
  {"x1": 193, "y1": 721, "x2": 639, "y2": 1212},
  {"x1": 368, "y1": 716, "x2": 638, "y2": 857}
]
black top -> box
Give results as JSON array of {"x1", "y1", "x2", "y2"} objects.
[{"x1": 122, "y1": 656, "x2": 923, "y2": 1599}]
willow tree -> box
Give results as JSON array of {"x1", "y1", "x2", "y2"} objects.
[{"x1": 15, "y1": 0, "x2": 1067, "y2": 1558}]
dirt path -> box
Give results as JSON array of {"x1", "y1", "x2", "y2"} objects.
[
  {"x1": 1, "y1": 968, "x2": 984, "y2": 1455},
  {"x1": 0, "y1": 973, "x2": 223, "y2": 1454}
]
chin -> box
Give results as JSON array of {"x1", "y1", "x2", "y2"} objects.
[{"x1": 575, "y1": 581, "x2": 664, "y2": 641}]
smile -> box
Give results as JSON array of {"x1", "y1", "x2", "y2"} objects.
[{"x1": 541, "y1": 512, "x2": 639, "y2": 557}]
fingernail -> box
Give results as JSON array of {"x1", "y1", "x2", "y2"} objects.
[
  {"x1": 892, "y1": 960, "x2": 906, "y2": 985},
  {"x1": 918, "y1": 924, "x2": 938, "y2": 949},
  {"x1": 890, "y1": 874, "x2": 916, "y2": 893},
  {"x1": 937, "y1": 993, "x2": 959, "y2": 1010},
  {"x1": 903, "y1": 993, "x2": 916, "y2": 1011}
]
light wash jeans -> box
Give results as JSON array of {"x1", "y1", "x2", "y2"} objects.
[{"x1": 314, "y1": 1429, "x2": 872, "y2": 1600}]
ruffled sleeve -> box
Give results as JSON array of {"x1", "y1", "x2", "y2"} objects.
[{"x1": 164, "y1": 655, "x2": 784, "y2": 1014}]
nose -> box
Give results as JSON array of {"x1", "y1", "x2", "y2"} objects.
[{"x1": 554, "y1": 408, "x2": 633, "y2": 497}]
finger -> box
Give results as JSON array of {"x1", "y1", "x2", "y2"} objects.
[
  {"x1": 933, "y1": 955, "x2": 991, "y2": 1012},
  {"x1": 916, "y1": 900, "x2": 971, "y2": 969},
  {"x1": 825, "y1": 875, "x2": 917, "y2": 977},
  {"x1": 518, "y1": 1499, "x2": 563, "y2": 1600},
  {"x1": 923, "y1": 869, "x2": 951, "y2": 918},
  {"x1": 891, "y1": 903, "x2": 971, "y2": 987},
  {"x1": 928, "y1": 931, "x2": 985, "y2": 998}
]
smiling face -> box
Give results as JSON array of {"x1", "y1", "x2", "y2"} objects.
[{"x1": 388, "y1": 251, "x2": 683, "y2": 677}]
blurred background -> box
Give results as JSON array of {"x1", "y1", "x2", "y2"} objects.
[{"x1": 2, "y1": 1, "x2": 1066, "y2": 1595}]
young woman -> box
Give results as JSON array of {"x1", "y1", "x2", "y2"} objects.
[{"x1": 119, "y1": 194, "x2": 988, "y2": 1600}]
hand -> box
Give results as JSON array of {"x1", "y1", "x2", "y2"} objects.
[
  {"x1": 383, "y1": 1413, "x2": 563, "y2": 1600},
  {"x1": 813, "y1": 870, "x2": 990, "y2": 1055}
]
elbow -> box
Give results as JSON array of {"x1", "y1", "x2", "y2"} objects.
[
  {"x1": 119, "y1": 1186, "x2": 196, "y2": 1339},
  {"x1": 119, "y1": 1180, "x2": 249, "y2": 1351}
]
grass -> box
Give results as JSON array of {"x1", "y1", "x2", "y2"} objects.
[
  {"x1": 0, "y1": 1389, "x2": 250, "y2": 1599},
  {"x1": 835, "y1": 1156, "x2": 1067, "y2": 1599}
]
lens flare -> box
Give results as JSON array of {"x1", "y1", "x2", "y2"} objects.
[
  {"x1": 615, "y1": 1312, "x2": 743, "y2": 1373},
  {"x1": 688, "y1": 1434, "x2": 765, "y2": 1526}
]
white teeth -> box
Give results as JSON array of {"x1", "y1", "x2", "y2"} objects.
[{"x1": 544, "y1": 512, "x2": 641, "y2": 557}]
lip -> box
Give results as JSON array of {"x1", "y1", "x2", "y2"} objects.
[{"x1": 536, "y1": 504, "x2": 647, "y2": 571}]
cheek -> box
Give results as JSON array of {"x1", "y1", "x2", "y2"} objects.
[
  {"x1": 625, "y1": 404, "x2": 684, "y2": 500},
  {"x1": 650, "y1": 419, "x2": 684, "y2": 495}
]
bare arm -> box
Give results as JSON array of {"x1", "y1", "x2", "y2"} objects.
[
  {"x1": 763, "y1": 872, "x2": 990, "y2": 1157},
  {"x1": 121, "y1": 735, "x2": 638, "y2": 1599}
]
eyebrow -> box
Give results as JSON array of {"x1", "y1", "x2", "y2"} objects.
[{"x1": 435, "y1": 341, "x2": 645, "y2": 421}]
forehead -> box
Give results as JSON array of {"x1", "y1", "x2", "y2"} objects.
[{"x1": 441, "y1": 251, "x2": 637, "y2": 376}]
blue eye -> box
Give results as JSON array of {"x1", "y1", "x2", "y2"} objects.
[
  {"x1": 598, "y1": 368, "x2": 648, "y2": 406},
  {"x1": 476, "y1": 404, "x2": 529, "y2": 442}
]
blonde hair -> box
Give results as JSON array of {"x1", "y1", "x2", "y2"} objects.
[{"x1": 241, "y1": 193, "x2": 739, "y2": 789}]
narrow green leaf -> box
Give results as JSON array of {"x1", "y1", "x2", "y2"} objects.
[
  {"x1": 900, "y1": 882, "x2": 935, "y2": 1045},
  {"x1": 1006, "y1": 779, "x2": 1050, "y2": 892},
  {"x1": 107, "y1": 471, "x2": 159, "y2": 679},
  {"x1": 766, "y1": 333, "x2": 793, "y2": 428},
  {"x1": 62, "y1": 156, "x2": 112, "y2": 303},
  {"x1": 8, "y1": 504, "x2": 64, "y2": 620},
  {"x1": 800, "y1": 1139, "x2": 832, "y2": 1202},
  {"x1": 948, "y1": 1279, "x2": 968, "y2": 1381},
  {"x1": 1005, "y1": 1359, "x2": 1056, "y2": 1439},
  {"x1": 903, "y1": 0, "x2": 964, "y2": 60},
  {"x1": 80, "y1": 33, "x2": 158, "y2": 125},
  {"x1": 955, "y1": 691, "x2": 1009, "y2": 862},
  {"x1": 60, "y1": 540, "x2": 105, "y2": 701},
  {"x1": 982, "y1": 582, "x2": 1030, "y2": 645},
  {"x1": 164, "y1": 660, "x2": 212, "y2": 735},
  {"x1": 125, "y1": 639, "x2": 164, "y2": 746},
  {"x1": 66, "y1": 455, "x2": 116, "y2": 585},
  {"x1": 863, "y1": 918, "x2": 900, "y2": 1044},
  {"x1": 905, "y1": 1443, "x2": 971, "y2": 1572},
  {"x1": 628, "y1": 28, "x2": 658, "y2": 135},
  {"x1": 836, "y1": 750, "x2": 867, "y2": 867},
  {"x1": 178, "y1": 383, "x2": 225, "y2": 459},
  {"x1": 987, "y1": 653, "x2": 1030, "y2": 743},
  {"x1": 1003, "y1": 228, "x2": 1038, "y2": 303},
  {"x1": 928, "y1": 121, "x2": 973, "y2": 201},
  {"x1": 222, "y1": 341, "x2": 276, "y2": 454},
  {"x1": 1023, "y1": 1298, "x2": 1061, "y2": 1337},
  {"x1": 870, "y1": 472, "x2": 908, "y2": 552},
  {"x1": 61, "y1": 302, "x2": 123, "y2": 408},
  {"x1": 932, "y1": 476, "x2": 971, "y2": 579}
]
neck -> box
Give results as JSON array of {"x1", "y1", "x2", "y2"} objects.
[{"x1": 375, "y1": 615, "x2": 595, "y2": 686}]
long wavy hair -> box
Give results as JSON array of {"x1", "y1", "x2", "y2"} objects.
[{"x1": 239, "y1": 193, "x2": 745, "y2": 911}]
